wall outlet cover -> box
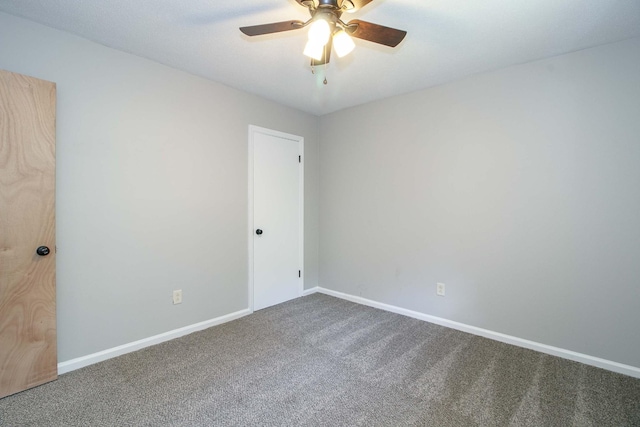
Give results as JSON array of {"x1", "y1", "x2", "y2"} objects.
[
  {"x1": 436, "y1": 283, "x2": 445, "y2": 296},
  {"x1": 173, "y1": 289, "x2": 183, "y2": 305}
]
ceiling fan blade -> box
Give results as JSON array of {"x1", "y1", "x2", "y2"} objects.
[
  {"x1": 341, "y1": 0, "x2": 374, "y2": 13},
  {"x1": 240, "y1": 20, "x2": 305, "y2": 36},
  {"x1": 345, "y1": 19, "x2": 407, "y2": 47},
  {"x1": 311, "y1": 37, "x2": 333, "y2": 66}
]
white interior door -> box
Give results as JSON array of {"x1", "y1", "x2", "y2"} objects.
[{"x1": 250, "y1": 126, "x2": 303, "y2": 311}]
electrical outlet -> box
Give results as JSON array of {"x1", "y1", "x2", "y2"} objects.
[
  {"x1": 173, "y1": 289, "x2": 182, "y2": 305},
  {"x1": 436, "y1": 283, "x2": 445, "y2": 297}
]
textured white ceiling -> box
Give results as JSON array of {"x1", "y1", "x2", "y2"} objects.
[{"x1": 1, "y1": 0, "x2": 639, "y2": 115}]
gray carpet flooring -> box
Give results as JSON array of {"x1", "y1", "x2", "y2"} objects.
[{"x1": 1, "y1": 293, "x2": 639, "y2": 426}]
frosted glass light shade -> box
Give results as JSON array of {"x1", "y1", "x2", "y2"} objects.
[
  {"x1": 333, "y1": 30, "x2": 355, "y2": 57},
  {"x1": 307, "y1": 19, "x2": 331, "y2": 45},
  {"x1": 303, "y1": 40, "x2": 324, "y2": 61}
]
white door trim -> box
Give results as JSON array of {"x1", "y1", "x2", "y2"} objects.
[{"x1": 248, "y1": 125, "x2": 304, "y2": 312}]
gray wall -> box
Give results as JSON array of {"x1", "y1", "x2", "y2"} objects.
[
  {"x1": 319, "y1": 37, "x2": 640, "y2": 367},
  {"x1": 2, "y1": 9, "x2": 638, "y2": 369},
  {"x1": 0, "y1": 12, "x2": 319, "y2": 362}
]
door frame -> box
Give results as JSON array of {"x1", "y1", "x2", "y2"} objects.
[{"x1": 248, "y1": 125, "x2": 304, "y2": 312}]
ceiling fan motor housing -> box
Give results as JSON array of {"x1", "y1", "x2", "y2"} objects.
[
  {"x1": 314, "y1": 1, "x2": 343, "y2": 20},
  {"x1": 317, "y1": 0, "x2": 340, "y2": 8}
]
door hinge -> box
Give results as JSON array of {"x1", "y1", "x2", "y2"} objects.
[
  {"x1": 298, "y1": 155, "x2": 301, "y2": 163},
  {"x1": 298, "y1": 270, "x2": 301, "y2": 278}
]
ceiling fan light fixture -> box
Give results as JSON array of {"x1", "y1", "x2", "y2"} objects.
[
  {"x1": 307, "y1": 18, "x2": 331, "y2": 45},
  {"x1": 303, "y1": 40, "x2": 325, "y2": 61},
  {"x1": 333, "y1": 29, "x2": 355, "y2": 57}
]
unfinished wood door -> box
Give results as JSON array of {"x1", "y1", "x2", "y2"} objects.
[{"x1": 0, "y1": 69, "x2": 57, "y2": 398}]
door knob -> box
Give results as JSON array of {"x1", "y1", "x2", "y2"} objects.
[
  {"x1": 256, "y1": 229, "x2": 263, "y2": 235},
  {"x1": 36, "y1": 246, "x2": 50, "y2": 256}
]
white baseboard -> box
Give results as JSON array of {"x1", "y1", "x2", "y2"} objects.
[
  {"x1": 58, "y1": 308, "x2": 252, "y2": 374},
  {"x1": 302, "y1": 286, "x2": 320, "y2": 296},
  {"x1": 59, "y1": 289, "x2": 640, "y2": 379},
  {"x1": 310, "y1": 287, "x2": 640, "y2": 379}
]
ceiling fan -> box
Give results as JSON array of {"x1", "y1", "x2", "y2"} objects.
[{"x1": 240, "y1": 0, "x2": 407, "y2": 66}]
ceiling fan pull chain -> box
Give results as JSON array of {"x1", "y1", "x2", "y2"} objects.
[{"x1": 323, "y1": 46, "x2": 328, "y2": 85}]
